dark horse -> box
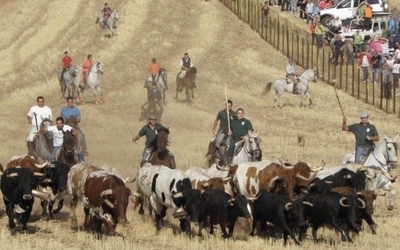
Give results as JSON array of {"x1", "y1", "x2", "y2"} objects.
[
  {"x1": 175, "y1": 67, "x2": 197, "y2": 103},
  {"x1": 58, "y1": 130, "x2": 81, "y2": 167},
  {"x1": 147, "y1": 127, "x2": 176, "y2": 169}
]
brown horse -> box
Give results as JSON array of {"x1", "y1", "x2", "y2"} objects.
[
  {"x1": 57, "y1": 130, "x2": 80, "y2": 167},
  {"x1": 175, "y1": 67, "x2": 197, "y2": 103},
  {"x1": 148, "y1": 127, "x2": 176, "y2": 169},
  {"x1": 65, "y1": 117, "x2": 84, "y2": 151}
]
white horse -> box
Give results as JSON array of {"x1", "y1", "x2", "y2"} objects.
[
  {"x1": 144, "y1": 68, "x2": 168, "y2": 105},
  {"x1": 262, "y1": 68, "x2": 317, "y2": 107},
  {"x1": 96, "y1": 10, "x2": 118, "y2": 37},
  {"x1": 341, "y1": 135, "x2": 399, "y2": 210},
  {"x1": 58, "y1": 66, "x2": 80, "y2": 99},
  {"x1": 87, "y1": 61, "x2": 104, "y2": 104}
]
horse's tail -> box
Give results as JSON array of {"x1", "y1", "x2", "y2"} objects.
[{"x1": 262, "y1": 82, "x2": 273, "y2": 96}]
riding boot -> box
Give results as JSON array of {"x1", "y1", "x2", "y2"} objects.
[
  {"x1": 168, "y1": 152, "x2": 177, "y2": 169},
  {"x1": 293, "y1": 83, "x2": 298, "y2": 94},
  {"x1": 27, "y1": 141, "x2": 34, "y2": 156}
]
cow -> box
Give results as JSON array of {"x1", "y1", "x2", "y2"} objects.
[
  {"x1": 185, "y1": 166, "x2": 231, "y2": 193},
  {"x1": 250, "y1": 190, "x2": 309, "y2": 246},
  {"x1": 6, "y1": 154, "x2": 49, "y2": 173},
  {"x1": 150, "y1": 167, "x2": 201, "y2": 236},
  {"x1": 206, "y1": 163, "x2": 235, "y2": 195},
  {"x1": 331, "y1": 186, "x2": 377, "y2": 234},
  {"x1": 300, "y1": 192, "x2": 360, "y2": 242},
  {"x1": 310, "y1": 168, "x2": 367, "y2": 193},
  {"x1": 1, "y1": 167, "x2": 48, "y2": 231},
  {"x1": 39, "y1": 161, "x2": 71, "y2": 219},
  {"x1": 198, "y1": 188, "x2": 252, "y2": 238},
  {"x1": 68, "y1": 162, "x2": 139, "y2": 235}
]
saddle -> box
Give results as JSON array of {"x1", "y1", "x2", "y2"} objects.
[{"x1": 55, "y1": 147, "x2": 78, "y2": 162}]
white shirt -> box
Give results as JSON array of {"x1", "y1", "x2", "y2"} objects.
[
  {"x1": 286, "y1": 63, "x2": 295, "y2": 74},
  {"x1": 381, "y1": 42, "x2": 389, "y2": 55},
  {"x1": 47, "y1": 125, "x2": 73, "y2": 147},
  {"x1": 27, "y1": 105, "x2": 52, "y2": 126},
  {"x1": 180, "y1": 58, "x2": 194, "y2": 68},
  {"x1": 361, "y1": 55, "x2": 370, "y2": 67},
  {"x1": 392, "y1": 63, "x2": 400, "y2": 74},
  {"x1": 386, "y1": 58, "x2": 395, "y2": 68}
]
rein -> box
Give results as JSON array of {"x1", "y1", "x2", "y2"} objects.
[{"x1": 371, "y1": 139, "x2": 398, "y2": 171}]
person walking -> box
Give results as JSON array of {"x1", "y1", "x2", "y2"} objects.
[
  {"x1": 60, "y1": 96, "x2": 89, "y2": 156},
  {"x1": 342, "y1": 111, "x2": 379, "y2": 164},
  {"x1": 26, "y1": 96, "x2": 53, "y2": 156}
]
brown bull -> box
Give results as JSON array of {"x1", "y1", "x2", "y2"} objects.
[{"x1": 6, "y1": 155, "x2": 48, "y2": 173}]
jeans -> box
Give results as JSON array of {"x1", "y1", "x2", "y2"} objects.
[
  {"x1": 361, "y1": 67, "x2": 369, "y2": 81},
  {"x1": 51, "y1": 146, "x2": 85, "y2": 162},
  {"x1": 355, "y1": 146, "x2": 367, "y2": 164},
  {"x1": 316, "y1": 34, "x2": 323, "y2": 48}
]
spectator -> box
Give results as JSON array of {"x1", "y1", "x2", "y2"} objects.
[
  {"x1": 391, "y1": 6, "x2": 400, "y2": 31},
  {"x1": 331, "y1": 16, "x2": 342, "y2": 34},
  {"x1": 382, "y1": 60, "x2": 392, "y2": 98},
  {"x1": 388, "y1": 16, "x2": 396, "y2": 43},
  {"x1": 325, "y1": 0, "x2": 332, "y2": 9},
  {"x1": 393, "y1": 59, "x2": 400, "y2": 88},
  {"x1": 330, "y1": 34, "x2": 337, "y2": 60},
  {"x1": 262, "y1": 2, "x2": 269, "y2": 26},
  {"x1": 343, "y1": 24, "x2": 350, "y2": 33},
  {"x1": 281, "y1": 0, "x2": 290, "y2": 12},
  {"x1": 359, "y1": 51, "x2": 372, "y2": 82},
  {"x1": 363, "y1": 4, "x2": 373, "y2": 31},
  {"x1": 371, "y1": 51, "x2": 382, "y2": 85},
  {"x1": 345, "y1": 39, "x2": 354, "y2": 65},
  {"x1": 333, "y1": 35, "x2": 345, "y2": 66},
  {"x1": 386, "y1": 54, "x2": 395, "y2": 69},
  {"x1": 380, "y1": 38, "x2": 389, "y2": 57},
  {"x1": 299, "y1": 0, "x2": 307, "y2": 20},
  {"x1": 319, "y1": 0, "x2": 326, "y2": 10},
  {"x1": 305, "y1": 0, "x2": 314, "y2": 24},
  {"x1": 315, "y1": 22, "x2": 325, "y2": 48},
  {"x1": 353, "y1": 30, "x2": 363, "y2": 54},
  {"x1": 309, "y1": 22, "x2": 316, "y2": 45},
  {"x1": 290, "y1": 0, "x2": 297, "y2": 14}
]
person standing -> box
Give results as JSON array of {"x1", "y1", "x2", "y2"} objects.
[
  {"x1": 392, "y1": 59, "x2": 400, "y2": 88},
  {"x1": 60, "y1": 96, "x2": 89, "y2": 156},
  {"x1": 359, "y1": 51, "x2": 371, "y2": 82},
  {"x1": 342, "y1": 111, "x2": 379, "y2": 164},
  {"x1": 333, "y1": 35, "x2": 345, "y2": 66},
  {"x1": 315, "y1": 22, "x2": 325, "y2": 49},
  {"x1": 148, "y1": 58, "x2": 161, "y2": 84},
  {"x1": 81, "y1": 54, "x2": 92, "y2": 88},
  {"x1": 212, "y1": 100, "x2": 236, "y2": 150},
  {"x1": 371, "y1": 51, "x2": 382, "y2": 85},
  {"x1": 61, "y1": 51, "x2": 72, "y2": 78},
  {"x1": 353, "y1": 31, "x2": 363, "y2": 55},
  {"x1": 309, "y1": 22, "x2": 316, "y2": 45},
  {"x1": 305, "y1": 0, "x2": 314, "y2": 25},
  {"x1": 226, "y1": 108, "x2": 253, "y2": 164},
  {"x1": 132, "y1": 114, "x2": 175, "y2": 167},
  {"x1": 26, "y1": 96, "x2": 53, "y2": 156},
  {"x1": 363, "y1": 4, "x2": 373, "y2": 31},
  {"x1": 261, "y1": 1, "x2": 269, "y2": 26},
  {"x1": 344, "y1": 39, "x2": 354, "y2": 65}
]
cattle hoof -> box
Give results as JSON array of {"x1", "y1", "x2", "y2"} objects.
[{"x1": 9, "y1": 221, "x2": 16, "y2": 229}]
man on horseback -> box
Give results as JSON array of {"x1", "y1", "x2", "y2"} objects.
[
  {"x1": 101, "y1": 2, "x2": 112, "y2": 27},
  {"x1": 148, "y1": 58, "x2": 161, "y2": 84},
  {"x1": 132, "y1": 114, "x2": 176, "y2": 167},
  {"x1": 226, "y1": 108, "x2": 253, "y2": 164},
  {"x1": 178, "y1": 52, "x2": 195, "y2": 88},
  {"x1": 43, "y1": 116, "x2": 85, "y2": 162},
  {"x1": 342, "y1": 111, "x2": 380, "y2": 164},
  {"x1": 286, "y1": 59, "x2": 299, "y2": 93},
  {"x1": 61, "y1": 51, "x2": 72, "y2": 81},
  {"x1": 60, "y1": 96, "x2": 89, "y2": 156},
  {"x1": 211, "y1": 100, "x2": 235, "y2": 153},
  {"x1": 81, "y1": 54, "x2": 92, "y2": 88},
  {"x1": 26, "y1": 96, "x2": 53, "y2": 156}
]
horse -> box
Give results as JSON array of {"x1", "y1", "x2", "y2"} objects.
[
  {"x1": 86, "y1": 61, "x2": 105, "y2": 104},
  {"x1": 64, "y1": 117, "x2": 84, "y2": 152},
  {"x1": 147, "y1": 127, "x2": 176, "y2": 169},
  {"x1": 262, "y1": 68, "x2": 317, "y2": 108},
  {"x1": 139, "y1": 99, "x2": 163, "y2": 122},
  {"x1": 58, "y1": 66, "x2": 80, "y2": 100},
  {"x1": 32, "y1": 118, "x2": 55, "y2": 163},
  {"x1": 206, "y1": 131, "x2": 262, "y2": 166},
  {"x1": 175, "y1": 67, "x2": 197, "y2": 103},
  {"x1": 144, "y1": 68, "x2": 168, "y2": 105},
  {"x1": 341, "y1": 135, "x2": 399, "y2": 210},
  {"x1": 96, "y1": 10, "x2": 118, "y2": 37},
  {"x1": 57, "y1": 130, "x2": 80, "y2": 168}
]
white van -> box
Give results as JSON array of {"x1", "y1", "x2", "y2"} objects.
[{"x1": 320, "y1": 0, "x2": 389, "y2": 27}]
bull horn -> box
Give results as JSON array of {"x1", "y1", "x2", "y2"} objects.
[
  {"x1": 295, "y1": 173, "x2": 313, "y2": 182},
  {"x1": 172, "y1": 192, "x2": 183, "y2": 199},
  {"x1": 283, "y1": 165, "x2": 294, "y2": 169},
  {"x1": 278, "y1": 158, "x2": 285, "y2": 166},
  {"x1": 365, "y1": 170, "x2": 376, "y2": 179},
  {"x1": 374, "y1": 191, "x2": 386, "y2": 196},
  {"x1": 100, "y1": 189, "x2": 113, "y2": 197},
  {"x1": 34, "y1": 161, "x2": 48, "y2": 169},
  {"x1": 309, "y1": 183, "x2": 316, "y2": 187},
  {"x1": 124, "y1": 176, "x2": 136, "y2": 183},
  {"x1": 284, "y1": 202, "x2": 293, "y2": 210},
  {"x1": 32, "y1": 190, "x2": 50, "y2": 200},
  {"x1": 381, "y1": 171, "x2": 397, "y2": 182},
  {"x1": 130, "y1": 192, "x2": 142, "y2": 198},
  {"x1": 357, "y1": 197, "x2": 366, "y2": 209},
  {"x1": 228, "y1": 198, "x2": 236, "y2": 204},
  {"x1": 246, "y1": 197, "x2": 258, "y2": 201},
  {"x1": 6, "y1": 172, "x2": 18, "y2": 178},
  {"x1": 222, "y1": 176, "x2": 232, "y2": 182},
  {"x1": 103, "y1": 199, "x2": 115, "y2": 209},
  {"x1": 344, "y1": 174, "x2": 352, "y2": 179},
  {"x1": 33, "y1": 172, "x2": 46, "y2": 177},
  {"x1": 268, "y1": 176, "x2": 280, "y2": 189},
  {"x1": 339, "y1": 197, "x2": 350, "y2": 207},
  {"x1": 325, "y1": 181, "x2": 333, "y2": 184},
  {"x1": 202, "y1": 182, "x2": 210, "y2": 188},
  {"x1": 216, "y1": 165, "x2": 231, "y2": 171},
  {"x1": 303, "y1": 201, "x2": 314, "y2": 207},
  {"x1": 357, "y1": 166, "x2": 368, "y2": 172}
]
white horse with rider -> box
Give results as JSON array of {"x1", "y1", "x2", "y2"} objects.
[
  {"x1": 86, "y1": 61, "x2": 105, "y2": 104},
  {"x1": 96, "y1": 10, "x2": 118, "y2": 37},
  {"x1": 58, "y1": 66, "x2": 80, "y2": 100}
]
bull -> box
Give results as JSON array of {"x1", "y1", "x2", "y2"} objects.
[
  {"x1": 150, "y1": 168, "x2": 201, "y2": 236},
  {"x1": 185, "y1": 166, "x2": 231, "y2": 193},
  {"x1": 250, "y1": 190, "x2": 309, "y2": 246},
  {"x1": 310, "y1": 168, "x2": 367, "y2": 193},
  {"x1": 198, "y1": 188, "x2": 252, "y2": 238}
]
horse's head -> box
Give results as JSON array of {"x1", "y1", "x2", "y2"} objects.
[
  {"x1": 67, "y1": 66, "x2": 79, "y2": 76},
  {"x1": 379, "y1": 135, "x2": 399, "y2": 169},
  {"x1": 62, "y1": 130, "x2": 77, "y2": 154},
  {"x1": 159, "y1": 68, "x2": 167, "y2": 83},
  {"x1": 92, "y1": 61, "x2": 104, "y2": 74},
  {"x1": 156, "y1": 127, "x2": 170, "y2": 151},
  {"x1": 65, "y1": 117, "x2": 79, "y2": 128},
  {"x1": 244, "y1": 131, "x2": 262, "y2": 161},
  {"x1": 41, "y1": 118, "x2": 54, "y2": 140},
  {"x1": 311, "y1": 68, "x2": 318, "y2": 83},
  {"x1": 188, "y1": 67, "x2": 197, "y2": 74},
  {"x1": 112, "y1": 10, "x2": 119, "y2": 20}
]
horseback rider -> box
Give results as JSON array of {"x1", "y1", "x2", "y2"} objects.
[
  {"x1": 132, "y1": 114, "x2": 176, "y2": 166},
  {"x1": 26, "y1": 96, "x2": 53, "y2": 156},
  {"x1": 148, "y1": 58, "x2": 161, "y2": 84},
  {"x1": 101, "y1": 2, "x2": 112, "y2": 27},
  {"x1": 81, "y1": 54, "x2": 92, "y2": 88},
  {"x1": 226, "y1": 108, "x2": 253, "y2": 164},
  {"x1": 286, "y1": 59, "x2": 299, "y2": 93},
  {"x1": 61, "y1": 51, "x2": 72, "y2": 80},
  {"x1": 211, "y1": 100, "x2": 235, "y2": 152},
  {"x1": 179, "y1": 52, "x2": 196, "y2": 87}
]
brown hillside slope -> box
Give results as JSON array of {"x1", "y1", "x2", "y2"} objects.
[{"x1": 0, "y1": 0, "x2": 398, "y2": 249}]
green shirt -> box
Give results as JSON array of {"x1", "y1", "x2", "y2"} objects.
[
  {"x1": 138, "y1": 123, "x2": 166, "y2": 146},
  {"x1": 353, "y1": 34, "x2": 363, "y2": 45},
  {"x1": 216, "y1": 109, "x2": 236, "y2": 132},
  {"x1": 231, "y1": 118, "x2": 253, "y2": 141},
  {"x1": 315, "y1": 25, "x2": 325, "y2": 35},
  {"x1": 348, "y1": 122, "x2": 379, "y2": 147}
]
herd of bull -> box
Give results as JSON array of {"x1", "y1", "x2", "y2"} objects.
[{"x1": 0, "y1": 154, "x2": 397, "y2": 245}]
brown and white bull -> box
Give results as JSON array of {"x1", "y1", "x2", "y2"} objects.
[
  {"x1": 68, "y1": 162, "x2": 140, "y2": 235},
  {"x1": 185, "y1": 166, "x2": 232, "y2": 193},
  {"x1": 6, "y1": 154, "x2": 48, "y2": 174}
]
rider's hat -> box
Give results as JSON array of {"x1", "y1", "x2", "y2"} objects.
[
  {"x1": 149, "y1": 114, "x2": 158, "y2": 120},
  {"x1": 360, "y1": 111, "x2": 369, "y2": 118}
]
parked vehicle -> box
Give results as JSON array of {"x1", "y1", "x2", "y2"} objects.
[{"x1": 339, "y1": 13, "x2": 390, "y2": 40}]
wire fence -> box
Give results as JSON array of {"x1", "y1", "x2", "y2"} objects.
[{"x1": 219, "y1": 0, "x2": 400, "y2": 117}]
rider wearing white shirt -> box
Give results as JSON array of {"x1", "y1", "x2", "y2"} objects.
[
  {"x1": 179, "y1": 52, "x2": 194, "y2": 79},
  {"x1": 286, "y1": 59, "x2": 299, "y2": 92},
  {"x1": 26, "y1": 96, "x2": 52, "y2": 156}
]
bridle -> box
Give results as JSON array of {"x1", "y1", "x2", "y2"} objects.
[
  {"x1": 91, "y1": 62, "x2": 102, "y2": 74},
  {"x1": 298, "y1": 69, "x2": 317, "y2": 83},
  {"x1": 244, "y1": 136, "x2": 262, "y2": 161},
  {"x1": 371, "y1": 139, "x2": 398, "y2": 172}
]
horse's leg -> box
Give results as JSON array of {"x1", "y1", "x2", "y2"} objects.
[
  {"x1": 306, "y1": 93, "x2": 313, "y2": 106},
  {"x1": 98, "y1": 87, "x2": 105, "y2": 103}
]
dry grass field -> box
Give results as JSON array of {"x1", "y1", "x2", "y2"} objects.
[{"x1": 0, "y1": 0, "x2": 399, "y2": 249}]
